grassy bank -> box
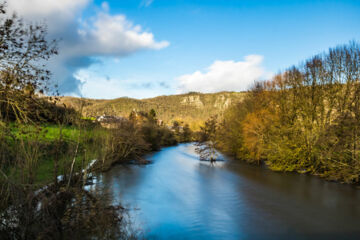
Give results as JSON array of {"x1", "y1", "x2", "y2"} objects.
[
  {"x1": 0, "y1": 110, "x2": 190, "y2": 238},
  {"x1": 2, "y1": 110, "x2": 194, "y2": 185},
  {"x1": 2, "y1": 122, "x2": 98, "y2": 183}
]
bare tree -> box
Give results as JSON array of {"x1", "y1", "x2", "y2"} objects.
[{"x1": 0, "y1": 1, "x2": 58, "y2": 122}]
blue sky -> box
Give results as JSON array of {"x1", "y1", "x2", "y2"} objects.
[{"x1": 8, "y1": 0, "x2": 360, "y2": 99}]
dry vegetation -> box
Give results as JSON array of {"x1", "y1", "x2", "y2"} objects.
[
  {"x1": 203, "y1": 42, "x2": 360, "y2": 184},
  {"x1": 59, "y1": 91, "x2": 246, "y2": 130},
  {"x1": 0, "y1": 3, "x2": 189, "y2": 238}
]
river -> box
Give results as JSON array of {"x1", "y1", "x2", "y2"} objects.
[{"x1": 93, "y1": 143, "x2": 360, "y2": 240}]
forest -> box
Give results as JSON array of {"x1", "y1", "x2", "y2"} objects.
[{"x1": 205, "y1": 42, "x2": 360, "y2": 183}]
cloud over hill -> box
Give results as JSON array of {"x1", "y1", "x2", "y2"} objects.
[
  {"x1": 177, "y1": 55, "x2": 271, "y2": 93},
  {"x1": 7, "y1": 0, "x2": 169, "y2": 95}
]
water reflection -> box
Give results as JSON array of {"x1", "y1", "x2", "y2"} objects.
[{"x1": 95, "y1": 143, "x2": 360, "y2": 240}]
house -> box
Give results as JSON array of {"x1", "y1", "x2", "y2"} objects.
[{"x1": 96, "y1": 114, "x2": 127, "y2": 128}]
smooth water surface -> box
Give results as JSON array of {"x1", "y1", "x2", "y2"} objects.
[{"x1": 95, "y1": 143, "x2": 360, "y2": 240}]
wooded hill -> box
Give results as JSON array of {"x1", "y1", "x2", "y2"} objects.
[{"x1": 59, "y1": 91, "x2": 246, "y2": 129}]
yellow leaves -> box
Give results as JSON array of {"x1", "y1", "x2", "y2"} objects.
[{"x1": 242, "y1": 109, "x2": 276, "y2": 162}]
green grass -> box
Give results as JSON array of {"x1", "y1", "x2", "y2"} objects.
[
  {"x1": 10, "y1": 123, "x2": 80, "y2": 142},
  {"x1": 35, "y1": 156, "x2": 55, "y2": 183},
  {"x1": 4, "y1": 123, "x2": 108, "y2": 184},
  {"x1": 82, "y1": 116, "x2": 96, "y2": 121},
  {"x1": 34, "y1": 149, "x2": 100, "y2": 184}
]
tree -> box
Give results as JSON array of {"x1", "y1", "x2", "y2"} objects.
[
  {"x1": 181, "y1": 123, "x2": 192, "y2": 142},
  {"x1": 216, "y1": 41, "x2": 360, "y2": 182},
  {"x1": 149, "y1": 108, "x2": 157, "y2": 119},
  {"x1": 242, "y1": 109, "x2": 275, "y2": 164},
  {"x1": 172, "y1": 120, "x2": 180, "y2": 134},
  {"x1": 0, "y1": 2, "x2": 58, "y2": 122},
  {"x1": 196, "y1": 115, "x2": 218, "y2": 162}
]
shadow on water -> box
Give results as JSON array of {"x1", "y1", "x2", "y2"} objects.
[{"x1": 94, "y1": 143, "x2": 360, "y2": 240}]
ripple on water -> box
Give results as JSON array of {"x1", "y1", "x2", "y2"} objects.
[{"x1": 95, "y1": 143, "x2": 360, "y2": 240}]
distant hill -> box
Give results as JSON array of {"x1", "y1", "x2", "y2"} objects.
[{"x1": 59, "y1": 92, "x2": 246, "y2": 129}]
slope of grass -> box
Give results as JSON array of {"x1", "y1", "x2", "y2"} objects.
[
  {"x1": 4, "y1": 123, "x2": 105, "y2": 184},
  {"x1": 59, "y1": 91, "x2": 246, "y2": 130}
]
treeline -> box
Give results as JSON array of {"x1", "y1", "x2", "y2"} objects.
[
  {"x1": 97, "y1": 109, "x2": 193, "y2": 170},
  {"x1": 213, "y1": 42, "x2": 360, "y2": 183},
  {"x1": 60, "y1": 91, "x2": 245, "y2": 130}
]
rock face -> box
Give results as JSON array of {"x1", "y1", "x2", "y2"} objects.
[
  {"x1": 59, "y1": 91, "x2": 246, "y2": 130},
  {"x1": 181, "y1": 94, "x2": 233, "y2": 110},
  {"x1": 181, "y1": 95, "x2": 204, "y2": 108},
  {"x1": 214, "y1": 95, "x2": 232, "y2": 110}
]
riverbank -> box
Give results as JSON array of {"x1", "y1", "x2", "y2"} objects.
[
  {"x1": 1, "y1": 112, "x2": 190, "y2": 184},
  {"x1": 209, "y1": 42, "x2": 360, "y2": 185},
  {"x1": 214, "y1": 146, "x2": 360, "y2": 186},
  {"x1": 95, "y1": 143, "x2": 360, "y2": 240},
  {"x1": 0, "y1": 116, "x2": 184, "y2": 239}
]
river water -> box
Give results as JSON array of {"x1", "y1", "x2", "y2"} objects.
[{"x1": 94, "y1": 143, "x2": 360, "y2": 240}]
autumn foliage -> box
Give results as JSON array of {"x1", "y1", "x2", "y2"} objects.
[{"x1": 215, "y1": 42, "x2": 360, "y2": 183}]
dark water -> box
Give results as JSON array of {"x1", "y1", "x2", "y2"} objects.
[{"x1": 94, "y1": 143, "x2": 360, "y2": 240}]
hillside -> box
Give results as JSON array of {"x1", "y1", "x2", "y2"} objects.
[{"x1": 59, "y1": 92, "x2": 246, "y2": 129}]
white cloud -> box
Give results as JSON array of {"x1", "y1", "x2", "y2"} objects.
[
  {"x1": 74, "y1": 69, "x2": 171, "y2": 99},
  {"x1": 140, "y1": 0, "x2": 154, "y2": 7},
  {"x1": 7, "y1": 0, "x2": 89, "y2": 17},
  {"x1": 76, "y1": 12, "x2": 169, "y2": 56},
  {"x1": 6, "y1": 0, "x2": 169, "y2": 94},
  {"x1": 7, "y1": 0, "x2": 89, "y2": 30},
  {"x1": 101, "y1": 1, "x2": 110, "y2": 12},
  {"x1": 177, "y1": 55, "x2": 270, "y2": 93}
]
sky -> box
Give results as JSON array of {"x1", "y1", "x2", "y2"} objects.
[{"x1": 7, "y1": 0, "x2": 360, "y2": 99}]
